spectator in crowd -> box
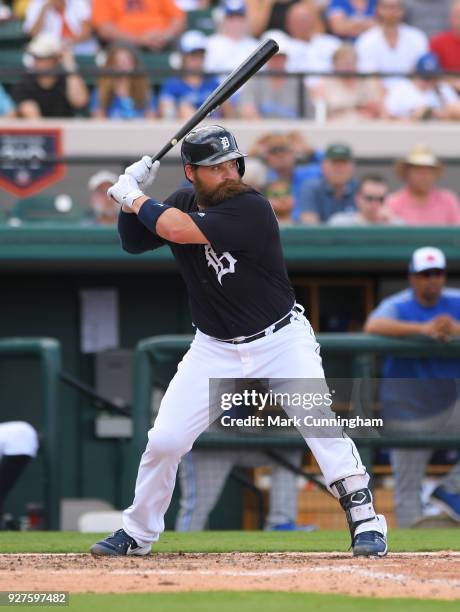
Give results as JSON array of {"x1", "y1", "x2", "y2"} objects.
[
  {"x1": 386, "y1": 145, "x2": 460, "y2": 225},
  {"x1": 310, "y1": 43, "x2": 384, "y2": 121},
  {"x1": 246, "y1": 0, "x2": 301, "y2": 37},
  {"x1": 364, "y1": 247, "x2": 460, "y2": 527},
  {"x1": 13, "y1": 33, "x2": 88, "y2": 118},
  {"x1": 403, "y1": 0, "x2": 451, "y2": 38},
  {"x1": 384, "y1": 53, "x2": 460, "y2": 121},
  {"x1": 0, "y1": 422, "x2": 39, "y2": 530},
  {"x1": 251, "y1": 132, "x2": 322, "y2": 219},
  {"x1": 355, "y1": 0, "x2": 428, "y2": 84},
  {"x1": 86, "y1": 170, "x2": 118, "y2": 225},
  {"x1": 159, "y1": 31, "x2": 219, "y2": 119},
  {"x1": 238, "y1": 30, "x2": 313, "y2": 119},
  {"x1": 204, "y1": 0, "x2": 258, "y2": 74},
  {"x1": 430, "y1": 0, "x2": 460, "y2": 93},
  {"x1": 328, "y1": 174, "x2": 401, "y2": 225},
  {"x1": 91, "y1": 44, "x2": 156, "y2": 119},
  {"x1": 92, "y1": 0, "x2": 186, "y2": 51},
  {"x1": 285, "y1": 1, "x2": 341, "y2": 75},
  {"x1": 326, "y1": 0, "x2": 377, "y2": 41},
  {"x1": 175, "y1": 0, "x2": 210, "y2": 9},
  {"x1": 265, "y1": 180, "x2": 295, "y2": 225},
  {"x1": 298, "y1": 143, "x2": 357, "y2": 224},
  {"x1": 0, "y1": 84, "x2": 15, "y2": 117},
  {"x1": 24, "y1": 0, "x2": 98, "y2": 55}
]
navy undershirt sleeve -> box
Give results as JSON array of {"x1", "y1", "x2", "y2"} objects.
[{"x1": 118, "y1": 209, "x2": 166, "y2": 254}]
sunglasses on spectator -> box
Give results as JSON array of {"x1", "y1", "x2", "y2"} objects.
[
  {"x1": 416, "y1": 269, "x2": 445, "y2": 278},
  {"x1": 268, "y1": 146, "x2": 291, "y2": 155},
  {"x1": 360, "y1": 193, "x2": 386, "y2": 203},
  {"x1": 266, "y1": 188, "x2": 291, "y2": 197}
]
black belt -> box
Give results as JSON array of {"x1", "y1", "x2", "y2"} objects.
[{"x1": 213, "y1": 310, "x2": 294, "y2": 345}]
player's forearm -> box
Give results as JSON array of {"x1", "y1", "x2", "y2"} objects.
[
  {"x1": 364, "y1": 318, "x2": 426, "y2": 337},
  {"x1": 132, "y1": 196, "x2": 206, "y2": 244}
]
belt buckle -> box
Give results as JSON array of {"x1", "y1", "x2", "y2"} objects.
[{"x1": 232, "y1": 336, "x2": 246, "y2": 344}]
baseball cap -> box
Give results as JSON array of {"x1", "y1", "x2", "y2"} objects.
[
  {"x1": 27, "y1": 33, "x2": 62, "y2": 58},
  {"x1": 409, "y1": 247, "x2": 446, "y2": 274},
  {"x1": 325, "y1": 143, "x2": 353, "y2": 161},
  {"x1": 180, "y1": 30, "x2": 208, "y2": 54},
  {"x1": 415, "y1": 53, "x2": 441, "y2": 77},
  {"x1": 224, "y1": 0, "x2": 246, "y2": 16},
  {"x1": 88, "y1": 170, "x2": 118, "y2": 191}
]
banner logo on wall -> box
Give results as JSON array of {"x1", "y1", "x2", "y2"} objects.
[{"x1": 0, "y1": 128, "x2": 65, "y2": 197}]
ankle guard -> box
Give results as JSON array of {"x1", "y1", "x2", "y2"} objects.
[{"x1": 331, "y1": 477, "x2": 376, "y2": 538}]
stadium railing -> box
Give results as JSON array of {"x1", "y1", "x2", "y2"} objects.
[{"x1": 0, "y1": 337, "x2": 62, "y2": 529}]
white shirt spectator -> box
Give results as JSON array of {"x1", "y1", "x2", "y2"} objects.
[
  {"x1": 175, "y1": 0, "x2": 206, "y2": 9},
  {"x1": 24, "y1": 0, "x2": 98, "y2": 55},
  {"x1": 287, "y1": 34, "x2": 341, "y2": 74},
  {"x1": 355, "y1": 23, "x2": 428, "y2": 81},
  {"x1": 384, "y1": 79, "x2": 459, "y2": 118},
  {"x1": 204, "y1": 33, "x2": 259, "y2": 73}
]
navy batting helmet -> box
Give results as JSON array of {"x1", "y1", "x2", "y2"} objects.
[{"x1": 181, "y1": 125, "x2": 246, "y2": 177}]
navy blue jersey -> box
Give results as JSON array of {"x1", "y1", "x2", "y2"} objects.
[{"x1": 118, "y1": 186, "x2": 295, "y2": 338}]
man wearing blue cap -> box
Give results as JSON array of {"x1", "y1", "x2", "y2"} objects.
[
  {"x1": 159, "y1": 31, "x2": 220, "y2": 119},
  {"x1": 365, "y1": 247, "x2": 460, "y2": 527}
]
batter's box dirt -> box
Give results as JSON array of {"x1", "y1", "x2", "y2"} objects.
[{"x1": 1, "y1": 552, "x2": 460, "y2": 600}]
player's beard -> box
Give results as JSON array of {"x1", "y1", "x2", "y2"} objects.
[{"x1": 194, "y1": 176, "x2": 253, "y2": 208}]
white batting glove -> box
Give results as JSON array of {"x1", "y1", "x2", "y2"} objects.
[
  {"x1": 124, "y1": 156, "x2": 160, "y2": 190},
  {"x1": 108, "y1": 174, "x2": 145, "y2": 208}
]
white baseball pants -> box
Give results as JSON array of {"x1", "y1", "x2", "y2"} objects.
[{"x1": 123, "y1": 309, "x2": 366, "y2": 545}]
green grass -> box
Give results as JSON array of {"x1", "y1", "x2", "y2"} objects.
[
  {"x1": 0, "y1": 529, "x2": 459, "y2": 553},
  {"x1": 64, "y1": 592, "x2": 458, "y2": 611}
]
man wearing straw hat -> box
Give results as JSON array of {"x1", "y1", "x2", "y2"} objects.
[{"x1": 386, "y1": 145, "x2": 460, "y2": 225}]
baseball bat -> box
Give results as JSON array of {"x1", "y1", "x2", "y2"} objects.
[{"x1": 151, "y1": 38, "x2": 279, "y2": 163}]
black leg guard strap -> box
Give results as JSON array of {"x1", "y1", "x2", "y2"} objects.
[{"x1": 337, "y1": 488, "x2": 376, "y2": 538}]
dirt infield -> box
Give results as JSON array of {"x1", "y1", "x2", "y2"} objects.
[{"x1": 1, "y1": 552, "x2": 460, "y2": 600}]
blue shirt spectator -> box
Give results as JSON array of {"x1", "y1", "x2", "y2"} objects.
[
  {"x1": 268, "y1": 158, "x2": 323, "y2": 217},
  {"x1": 159, "y1": 30, "x2": 220, "y2": 119},
  {"x1": 90, "y1": 89, "x2": 156, "y2": 119},
  {"x1": 327, "y1": 0, "x2": 377, "y2": 40},
  {"x1": 297, "y1": 143, "x2": 356, "y2": 223},
  {"x1": 159, "y1": 76, "x2": 219, "y2": 115},
  {"x1": 368, "y1": 286, "x2": 460, "y2": 419},
  {"x1": 365, "y1": 246, "x2": 460, "y2": 529},
  {"x1": 0, "y1": 84, "x2": 15, "y2": 117}
]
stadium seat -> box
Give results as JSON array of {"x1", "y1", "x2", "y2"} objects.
[
  {"x1": 8, "y1": 194, "x2": 83, "y2": 225},
  {"x1": 140, "y1": 51, "x2": 173, "y2": 86},
  {"x1": 0, "y1": 49, "x2": 24, "y2": 86},
  {"x1": 186, "y1": 9, "x2": 215, "y2": 35},
  {"x1": 0, "y1": 19, "x2": 28, "y2": 49},
  {"x1": 75, "y1": 54, "x2": 98, "y2": 87}
]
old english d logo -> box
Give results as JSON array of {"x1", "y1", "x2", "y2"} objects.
[
  {"x1": 205, "y1": 245, "x2": 237, "y2": 285},
  {"x1": 0, "y1": 128, "x2": 66, "y2": 197}
]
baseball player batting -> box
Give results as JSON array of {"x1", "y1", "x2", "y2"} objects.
[{"x1": 90, "y1": 125, "x2": 388, "y2": 557}]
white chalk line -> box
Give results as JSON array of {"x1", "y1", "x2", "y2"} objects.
[{"x1": 4, "y1": 565, "x2": 460, "y2": 589}]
